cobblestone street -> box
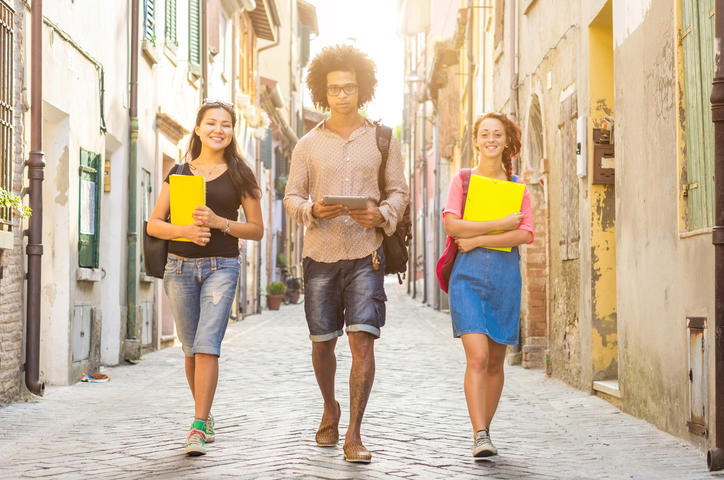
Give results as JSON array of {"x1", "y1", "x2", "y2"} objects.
[{"x1": 0, "y1": 280, "x2": 714, "y2": 479}]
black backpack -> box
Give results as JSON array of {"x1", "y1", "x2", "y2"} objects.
[{"x1": 376, "y1": 124, "x2": 412, "y2": 284}]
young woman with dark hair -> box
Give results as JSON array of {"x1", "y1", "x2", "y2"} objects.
[
  {"x1": 442, "y1": 112, "x2": 534, "y2": 458},
  {"x1": 147, "y1": 101, "x2": 263, "y2": 456}
]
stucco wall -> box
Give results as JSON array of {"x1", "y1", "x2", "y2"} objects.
[{"x1": 613, "y1": 0, "x2": 714, "y2": 447}]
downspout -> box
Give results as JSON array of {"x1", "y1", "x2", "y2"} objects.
[
  {"x1": 421, "y1": 31, "x2": 428, "y2": 305},
  {"x1": 25, "y1": 0, "x2": 44, "y2": 396},
  {"x1": 509, "y1": 0, "x2": 519, "y2": 121},
  {"x1": 433, "y1": 105, "x2": 441, "y2": 310},
  {"x1": 465, "y1": 0, "x2": 473, "y2": 168},
  {"x1": 126, "y1": 0, "x2": 140, "y2": 355},
  {"x1": 202, "y1": 0, "x2": 207, "y2": 100},
  {"x1": 709, "y1": 0, "x2": 724, "y2": 471}
]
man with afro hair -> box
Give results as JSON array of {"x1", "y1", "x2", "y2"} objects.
[{"x1": 284, "y1": 44, "x2": 409, "y2": 464}]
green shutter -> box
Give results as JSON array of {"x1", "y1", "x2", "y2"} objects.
[
  {"x1": 261, "y1": 128, "x2": 273, "y2": 169},
  {"x1": 681, "y1": 0, "x2": 715, "y2": 229},
  {"x1": 165, "y1": 0, "x2": 177, "y2": 47},
  {"x1": 78, "y1": 149, "x2": 101, "y2": 268},
  {"x1": 188, "y1": 0, "x2": 201, "y2": 74},
  {"x1": 144, "y1": 0, "x2": 156, "y2": 44}
]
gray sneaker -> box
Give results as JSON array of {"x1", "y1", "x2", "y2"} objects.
[{"x1": 473, "y1": 429, "x2": 498, "y2": 457}]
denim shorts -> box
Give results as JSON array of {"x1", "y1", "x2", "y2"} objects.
[
  {"x1": 302, "y1": 246, "x2": 387, "y2": 342},
  {"x1": 163, "y1": 254, "x2": 240, "y2": 357}
]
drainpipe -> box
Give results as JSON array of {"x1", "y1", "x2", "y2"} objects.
[
  {"x1": 126, "y1": 0, "x2": 140, "y2": 356},
  {"x1": 709, "y1": 0, "x2": 724, "y2": 471},
  {"x1": 509, "y1": 0, "x2": 519, "y2": 121},
  {"x1": 202, "y1": 0, "x2": 207, "y2": 100},
  {"x1": 465, "y1": 0, "x2": 473, "y2": 168},
  {"x1": 25, "y1": 0, "x2": 45, "y2": 397},
  {"x1": 433, "y1": 107, "x2": 441, "y2": 310},
  {"x1": 421, "y1": 32, "x2": 429, "y2": 305}
]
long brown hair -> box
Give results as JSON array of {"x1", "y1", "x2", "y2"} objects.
[
  {"x1": 472, "y1": 112, "x2": 522, "y2": 181},
  {"x1": 184, "y1": 102, "x2": 261, "y2": 199}
]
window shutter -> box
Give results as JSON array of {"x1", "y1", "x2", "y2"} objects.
[
  {"x1": 681, "y1": 0, "x2": 715, "y2": 229},
  {"x1": 261, "y1": 128, "x2": 273, "y2": 170},
  {"x1": 79, "y1": 150, "x2": 101, "y2": 268},
  {"x1": 165, "y1": 0, "x2": 177, "y2": 47},
  {"x1": 189, "y1": 0, "x2": 201, "y2": 75},
  {"x1": 299, "y1": 24, "x2": 311, "y2": 67},
  {"x1": 144, "y1": 0, "x2": 156, "y2": 44}
]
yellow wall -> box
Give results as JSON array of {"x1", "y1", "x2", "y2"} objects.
[{"x1": 588, "y1": 1, "x2": 618, "y2": 381}]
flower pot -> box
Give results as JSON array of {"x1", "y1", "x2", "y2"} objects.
[
  {"x1": 287, "y1": 289, "x2": 301, "y2": 304},
  {"x1": 267, "y1": 294, "x2": 284, "y2": 310}
]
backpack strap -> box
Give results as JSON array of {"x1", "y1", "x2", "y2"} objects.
[
  {"x1": 460, "y1": 168, "x2": 472, "y2": 217},
  {"x1": 376, "y1": 124, "x2": 393, "y2": 194}
]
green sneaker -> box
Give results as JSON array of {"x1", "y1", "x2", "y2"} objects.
[
  {"x1": 206, "y1": 413, "x2": 215, "y2": 443},
  {"x1": 185, "y1": 422, "x2": 207, "y2": 456}
]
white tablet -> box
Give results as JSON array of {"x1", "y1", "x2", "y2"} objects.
[{"x1": 322, "y1": 195, "x2": 368, "y2": 210}]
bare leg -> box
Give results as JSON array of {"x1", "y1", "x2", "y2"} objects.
[
  {"x1": 484, "y1": 338, "x2": 508, "y2": 429},
  {"x1": 461, "y1": 333, "x2": 490, "y2": 436},
  {"x1": 185, "y1": 356, "x2": 196, "y2": 400},
  {"x1": 345, "y1": 331, "x2": 375, "y2": 445},
  {"x1": 193, "y1": 353, "x2": 219, "y2": 420},
  {"x1": 312, "y1": 338, "x2": 338, "y2": 414}
]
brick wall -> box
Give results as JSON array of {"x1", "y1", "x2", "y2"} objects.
[
  {"x1": 0, "y1": 0, "x2": 26, "y2": 403},
  {"x1": 521, "y1": 182, "x2": 548, "y2": 368}
]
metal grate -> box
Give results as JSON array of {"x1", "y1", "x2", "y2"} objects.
[{"x1": 0, "y1": 1, "x2": 13, "y2": 224}]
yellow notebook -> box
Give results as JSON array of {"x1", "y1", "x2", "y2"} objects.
[
  {"x1": 169, "y1": 174, "x2": 206, "y2": 242},
  {"x1": 462, "y1": 175, "x2": 525, "y2": 252}
]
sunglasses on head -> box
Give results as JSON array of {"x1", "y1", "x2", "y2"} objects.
[{"x1": 203, "y1": 98, "x2": 234, "y2": 108}]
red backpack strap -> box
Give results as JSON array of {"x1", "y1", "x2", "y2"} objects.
[{"x1": 460, "y1": 168, "x2": 472, "y2": 217}]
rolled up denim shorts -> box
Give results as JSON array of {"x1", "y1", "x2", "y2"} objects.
[
  {"x1": 163, "y1": 254, "x2": 240, "y2": 357},
  {"x1": 302, "y1": 246, "x2": 387, "y2": 342}
]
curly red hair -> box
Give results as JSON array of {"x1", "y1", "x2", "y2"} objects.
[{"x1": 473, "y1": 112, "x2": 522, "y2": 181}]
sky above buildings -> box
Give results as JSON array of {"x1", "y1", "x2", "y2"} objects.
[{"x1": 306, "y1": 0, "x2": 405, "y2": 127}]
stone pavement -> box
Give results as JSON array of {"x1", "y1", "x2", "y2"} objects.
[{"x1": 0, "y1": 279, "x2": 715, "y2": 479}]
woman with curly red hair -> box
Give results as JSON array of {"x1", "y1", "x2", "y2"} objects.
[{"x1": 442, "y1": 112, "x2": 534, "y2": 458}]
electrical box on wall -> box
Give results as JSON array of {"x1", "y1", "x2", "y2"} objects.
[
  {"x1": 576, "y1": 116, "x2": 587, "y2": 178},
  {"x1": 592, "y1": 128, "x2": 615, "y2": 185}
]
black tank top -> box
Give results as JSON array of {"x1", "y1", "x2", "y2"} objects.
[{"x1": 164, "y1": 163, "x2": 242, "y2": 258}]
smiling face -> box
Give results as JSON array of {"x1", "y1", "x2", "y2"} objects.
[
  {"x1": 194, "y1": 107, "x2": 234, "y2": 152},
  {"x1": 326, "y1": 70, "x2": 360, "y2": 116},
  {"x1": 473, "y1": 117, "x2": 508, "y2": 161}
]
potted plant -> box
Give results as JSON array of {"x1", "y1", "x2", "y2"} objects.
[
  {"x1": 285, "y1": 277, "x2": 302, "y2": 304},
  {"x1": 266, "y1": 281, "x2": 286, "y2": 310}
]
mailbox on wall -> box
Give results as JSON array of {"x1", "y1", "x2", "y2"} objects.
[{"x1": 592, "y1": 128, "x2": 615, "y2": 185}]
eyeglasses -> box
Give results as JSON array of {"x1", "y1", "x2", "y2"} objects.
[
  {"x1": 327, "y1": 84, "x2": 358, "y2": 96},
  {"x1": 203, "y1": 98, "x2": 234, "y2": 108}
]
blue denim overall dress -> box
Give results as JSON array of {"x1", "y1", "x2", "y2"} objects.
[{"x1": 447, "y1": 175, "x2": 522, "y2": 345}]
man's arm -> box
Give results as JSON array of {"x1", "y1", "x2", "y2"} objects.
[
  {"x1": 283, "y1": 141, "x2": 318, "y2": 228},
  {"x1": 378, "y1": 135, "x2": 409, "y2": 235}
]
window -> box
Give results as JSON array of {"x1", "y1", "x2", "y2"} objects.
[
  {"x1": 140, "y1": 169, "x2": 152, "y2": 274},
  {"x1": 78, "y1": 149, "x2": 102, "y2": 268},
  {"x1": 681, "y1": 0, "x2": 715, "y2": 230},
  {"x1": 188, "y1": 0, "x2": 201, "y2": 75},
  {"x1": 0, "y1": 1, "x2": 14, "y2": 224},
  {"x1": 165, "y1": 0, "x2": 177, "y2": 49},
  {"x1": 143, "y1": 0, "x2": 156, "y2": 45}
]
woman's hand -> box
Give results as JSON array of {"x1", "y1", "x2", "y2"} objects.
[
  {"x1": 193, "y1": 206, "x2": 224, "y2": 230},
  {"x1": 184, "y1": 220, "x2": 212, "y2": 246},
  {"x1": 498, "y1": 212, "x2": 524, "y2": 231},
  {"x1": 455, "y1": 236, "x2": 480, "y2": 253}
]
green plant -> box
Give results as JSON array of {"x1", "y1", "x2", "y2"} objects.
[
  {"x1": 277, "y1": 253, "x2": 289, "y2": 268},
  {"x1": 275, "y1": 175, "x2": 288, "y2": 193},
  {"x1": 0, "y1": 189, "x2": 31, "y2": 219},
  {"x1": 266, "y1": 281, "x2": 286, "y2": 295}
]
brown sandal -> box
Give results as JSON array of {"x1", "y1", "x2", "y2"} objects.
[
  {"x1": 343, "y1": 441, "x2": 372, "y2": 463},
  {"x1": 315, "y1": 401, "x2": 340, "y2": 446}
]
